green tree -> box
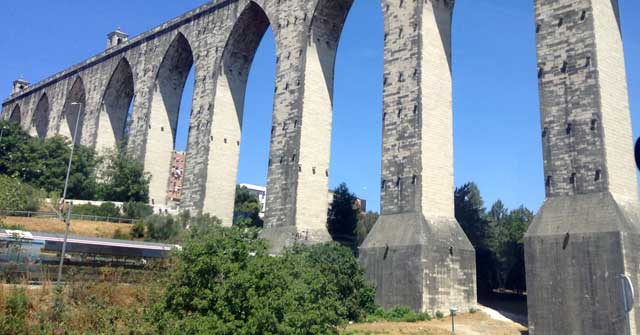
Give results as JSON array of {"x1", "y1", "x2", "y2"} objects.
[
  {"x1": 97, "y1": 148, "x2": 150, "y2": 203},
  {"x1": 487, "y1": 202, "x2": 532, "y2": 293},
  {"x1": 233, "y1": 185, "x2": 264, "y2": 228},
  {"x1": 0, "y1": 121, "x2": 98, "y2": 200},
  {"x1": 152, "y1": 223, "x2": 375, "y2": 335},
  {"x1": 356, "y1": 211, "x2": 379, "y2": 246},
  {"x1": 327, "y1": 183, "x2": 360, "y2": 253},
  {"x1": 455, "y1": 182, "x2": 498, "y2": 297},
  {"x1": 0, "y1": 175, "x2": 44, "y2": 211}
]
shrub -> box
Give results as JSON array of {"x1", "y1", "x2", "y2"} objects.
[
  {"x1": 151, "y1": 224, "x2": 375, "y2": 335},
  {"x1": 145, "y1": 215, "x2": 181, "y2": 242},
  {"x1": 123, "y1": 201, "x2": 153, "y2": 219},
  {"x1": 0, "y1": 287, "x2": 29, "y2": 335},
  {"x1": 73, "y1": 202, "x2": 121, "y2": 218},
  {"x1": 0, "y1": 175, "x2": 44, "y2": 211},
  {"x1": 130, "y1": 222, "x2": 146, "y2": 239},
  {"x1": 435, "y1": 311, "x2": 445, "y2": 320}
]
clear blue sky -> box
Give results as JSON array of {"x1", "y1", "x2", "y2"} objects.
[{"x1": 1, "y1": 1, "x2": 639, "y2": 213}]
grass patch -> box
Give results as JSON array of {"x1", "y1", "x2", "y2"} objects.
[{"x1": 365, "y1": 307, "x2": 432, "y2": 323}]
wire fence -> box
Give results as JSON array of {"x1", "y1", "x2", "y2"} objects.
[{"x1": 0, "y1": 210, "x2": 138, "y2": 224}]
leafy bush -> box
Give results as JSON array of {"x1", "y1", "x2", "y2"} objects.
[
  {"x1": 0, "y1": 175, "x2": 44, "y2": 211},
  {"x1": 123, "y1": 201, "x2": 153, "y2": 219},
  {"x1": 144, "y1": 215, "x2": 181, "y2": 242},
  {"x1": 130, "y1": 221, "x2": 146, "y2": 239},
  {"x1": 73, "y1": 202, "x2": 121, "y2": 218},
  {"x1": 151, "y1": 223, "x2": 375, "y2": 335}
]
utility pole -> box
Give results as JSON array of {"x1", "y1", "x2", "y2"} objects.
[{"x1": 56, "y1": 102, "x2": 82, "y2": 284}]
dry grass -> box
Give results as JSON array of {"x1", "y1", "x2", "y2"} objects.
[
  {"x1": 342, "y1": 312, "x2": 528, "y2": 335},
  {"x1": 2, "y1": 216, "x2": 132, "y2": 239},
  {"x1": 1, "y1": 278, "x2": 164, "y2": 335}
]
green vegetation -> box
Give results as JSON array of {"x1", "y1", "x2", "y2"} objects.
[
  {"x1": 73, "y1": 202, "x2": 121, "y2": 218},
  {"x1": 96, "y1": 148, "x2": 151, "y2": 203},
  {"x1": 0, "y1": 121, "x2": 149, "y2": 204},
  {"x1": 0, "y1": 287, "x2": 29, "y2": 335},
  {"x1": 150, "y1": 219, "x2": 375, "y2": 335},
  {"x1": 233, "y1": 185, "x2": 264, "y2": 228},
  {"x1": 365, "y1": 307, "x2": 432, "y2": 323},
  {"x1": 328, "y1": 183, "x2": 361, "y2": 253},
  {"x1": 0, "y1": 175, "x2": 45, "y2": 212},
  {"x1": 122, "y1": 201, "x2": 153, "y2": 220},
  {"x1": 455, "y1": 182, "x2": 532, "y2": 296}
]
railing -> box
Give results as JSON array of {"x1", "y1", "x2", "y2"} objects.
[{"x1": 0, "y1": 210, "x2": 138, "y2": 224}]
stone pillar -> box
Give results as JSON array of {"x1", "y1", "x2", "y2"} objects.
[
  {"x1": 525, "y1": 0, "x2": 640, "y2": 334},
  {"x1": 260, "y1": 0, "x2": 352, "y2": 252},
  {"x1": 359, "y1": 0, "x2": 477, "y2": 313}
]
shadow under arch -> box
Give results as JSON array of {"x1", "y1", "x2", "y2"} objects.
[
  {"x1": 31, "y1": 93, "x2": 50, "y2": 139},
  {"x1": 96, "y1": 57, "x2": 135, "y2": 152},
  {"x1": 60, "y1": 77, "x2": 86, "y2": 145},
  {"x1": 199, "y1": 0, "x2": 274, "y2": 222},
  {"x1": 9, "y1": 104, "x2": 21, "y2": 125},
  {"x1": 145, "y1": 32, "x2": 195, "y2": 206}
]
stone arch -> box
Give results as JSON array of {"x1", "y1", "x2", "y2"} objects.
[
  {"x1": 307, "y1": 0, "x2": 354, "y2": 101},
  {"x1": 60, "y1": 77, "x2": 86, "y2": 144},
  {"x1": 145, "y1": 32, "x2": 195, "y2": 206},
  {"x1": 219, "y1": 1, "x2": 271, "y2": 124},
  {"x1": 31, "y1": 93, "x2": 50, "y2": 139},
  {"x1": 200, "y1": 0, "x2": 274, "y2": 221},
  {"x1": 9, "y1": 104, "x2": 21, "y2": 125},
  {"x1": 96, "y1": 57, "x2": 135, "y2": 151}
]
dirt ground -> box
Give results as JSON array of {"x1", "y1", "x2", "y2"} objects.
[
  {"x1": 342, "y1": 312, "x2": 528, "y2": 335},
  {"x1": 2, "y1": 216, "x2": 132, "y2": 239}
]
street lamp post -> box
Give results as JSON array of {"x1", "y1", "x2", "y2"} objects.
[
  {"x1": 56, "y1": 102, "x2": 82, "y2": 284},
  {"x1": 450, "y1": 306, "x2": 457, "y2": 334}
]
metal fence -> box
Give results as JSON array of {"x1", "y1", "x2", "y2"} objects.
[{"x1": 0, "y1": 210, "x2": 138, "y2": 224}]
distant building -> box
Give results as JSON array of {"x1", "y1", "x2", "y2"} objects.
[
  {"x1": 167, "y1": 151, "x2": 185, "y2": 206},
  {"x1": 239, "y1": 184, "x2": 267, "y2": 215}
]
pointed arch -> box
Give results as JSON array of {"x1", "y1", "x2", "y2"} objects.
[
  {"x1": 97, "y1": 57, "x2": 135, "y2": 151},
  {"x1": 307, "y1": 0, "x2": 355, "y2": 101},
  {"x1": 60, "y1": 77, "x2": 86, "y2": 144},
  {"x1": 145, "y1": 32, "x2": 195, "y2": 206},
  {"x1": 31, "y1": 93, "x2": 50, "y2": 139},
  {"x1": 9, "y1": 104, "x2": 21, "y2": 125},
  {"x1": 199, "y1": 1, "x2": 273, "y2": 221},
  {"x1": 219, "y1": 1, "x2": 271, "y2": 123}
]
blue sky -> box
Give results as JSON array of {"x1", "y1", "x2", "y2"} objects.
[{"x1": 1, "y1": 1, "x2": 639, "y2": 213}]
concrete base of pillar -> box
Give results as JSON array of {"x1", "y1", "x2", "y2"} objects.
[
  {"x1": 359, "y1": 212, "x2": 477, "y2": 313},
  {"x1": 260, "y1": 225, "x2": 331, "y2": 254},
  {"x1": 525, "y1": 192, "x2": 640, "y2": 335}
]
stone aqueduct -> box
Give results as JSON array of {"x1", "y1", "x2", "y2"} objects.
[{"x1": 3, "y1": 0, "x2": 640, "y2": 334}]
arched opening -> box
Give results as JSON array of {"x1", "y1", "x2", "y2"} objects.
[
  {"x1": 97, "y1": 58, "x2": 135, "y2": 152},
  {"x1": 9, "y1": 105, "x2": 21, "y2": 125},
  {"x1": 59, "y1": 77, "x2": 86, "y2": 144},
  {"x1": 328, "y1": 0, "x2": 383, "y2": 221},
  {"x1": 31, "y1": 93, "x2": 50, "y2": 139},
  {"x1": 201, "y1": 1, "x2": 273, "y2": 224},
  {"x1": 145, "y1": 32, "x2": 194, "y2": 206}
]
